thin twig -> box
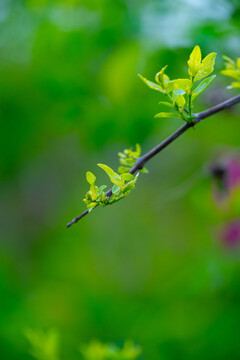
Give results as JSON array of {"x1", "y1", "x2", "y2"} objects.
[{"x1": 67, "y1": 94, "x2": 240, "y2": 228}]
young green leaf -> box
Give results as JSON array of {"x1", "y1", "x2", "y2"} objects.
[
  {"x1": 188, "y1": 45, "x2": 202, "y2": 77},
  {"x1": 223, "y1": 55, "x2": 235, "y2": 69},
  {"x1": 138, "y1": 74, "x2": 165, "y2": 93},
  {"x1": 158, "y1": 101, "x2": 173, "y2": 108},
  {"x1": 220, "y1": 69, "x2": 240, "y2": 81},
  {"x1": 174, "y1": 94, "x2": 186, "y2": 110},
  {"x1": 118, "y1": 166, "x2": 129, "y2": 174},
  {"x1": 192, "y1": 75, "x2": 216, "y2": 101},
  {"x1": 232, "y1": 82, "x2": 240, "y2": 88},
  {"x1": 97, "y1": 185, "x2": 107, "y2": 196},
  {"x1": 86, "y1": 171, "x2": 96, "y2": 185},
  {"x1": 155, "y1": 65, "x2": 168, "y2": 84},
  {"x1": 112, "y1": 184, "x2": 121, "y2": 195},
  {"x1": 121, "y1": 173, "x2": 134, "y2": 182},
  {"x1": 237, "y1": 58, "x2": 240, "y2": 70},
  {"x1": 154, "y1": 112, "x2": 181, "y2": 119},
  {"x1": 97, "y1": 163, "x2": 124, "y2": 188},
  {"x1": 195, "y1": 52, "x2": 217, "y2": 81},
  {"x1": 167, "y1": 79, "x2": 192, "y2": 93}
]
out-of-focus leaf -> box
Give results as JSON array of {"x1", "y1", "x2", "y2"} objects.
[
  {"x1": 154, "y1": 112, "x2": 181, "y2": 119},
  {"x1": 118, "y1": 166, "x2": 129, "y2": 174},
  {"x1": 223, "y1": 55, "x2": 235, "y2": 69},
  {"x1": 237, "y1": 58, "x2": 240, "y2": 70},
  {"x1": 232, "y1": 82, "x2": 240, "y2": 88},
  {"x1": 192, "y1": 75, "x2": 216, "y2": 101},
  {"x1": 195, "y1": 52, "x2": 217, "y2": 81},
  {"x1": 221, "y1": 69, "x2": 240, "y2": 81},
  {"x1": 25, "y1": 328, "x2": 60, "y2": 360},
  {"x1": 158, "y1": 101, "x2": 173, "y2": 108}
]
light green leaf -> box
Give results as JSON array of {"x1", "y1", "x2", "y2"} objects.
[
  {"x1": 167, "y1": 79, "x2": 192, "y2": 93},
  {"x1": 86, "y1": 171, "x2": 96, "y2": 185},
  {"x1": 140, "y1": 167, "x2": 149, "y2": 174},
  {"x1": 155, "y1": 65, "x2": 168, "y2": 84},
  {"x1": 158, "y1": 101, "x2": 173, "y2": 108},
  {"x1": 172, "y1": 89, "x2": 186, "y2": 110},
  {"x1": 124, "y1": 173, "x2": 139, "y2": 192},
  {"x1": 118, "y1": 166, "x2": 129, "y2": 174},
  {"x1": 221, "y1": 69, "x2": 240, "y2": 81},
  {"x1": 174, "y1": 94, "x2": 186, "y2": 110},
  {"x1": 223, "y1": 55, "x2": 235, "y2": 69},
  {"x1": 121, "y1": 173, "x2": 134, "y2": 182},
  {"x1": 192, "y1": 75, "x2": 216, "y2": 101},
  {"x1": 237, "y1": 58, "x2": 240, "y2": 71},
  {"x1": 97, "y1": 163, "x2": 124, "y2": 188},
  {"x1": 97, "y1": 185, "x2": 107, "y2": 196},
  {"x1": 89, "y1": 185, "x2": 98, "y2": 201},
  {"x1": 112, "y1": 184, "x2": 121, "y2": 195},
  {"x1": 138, "y1": 74, "x2": 165, "y2": 93},
  {"x1": 135, "y1": 143, "x2": 141, "y2": 157},
  {"x1": 188, "y1": 45, "x2": 202, "y2": 77},
  {"x1": 154, "y1": 112, "x2": 181, "y2": 119},
  {"x1": 195, "y1": 52, "x2": 217, "y2": 81},
  {"x1": 232, "y1": 82, "x2": 240, "y2": 88}
]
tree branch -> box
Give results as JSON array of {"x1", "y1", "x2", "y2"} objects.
[{"x1": 66, "y1": 94, "x2": 240, "y2": 228}]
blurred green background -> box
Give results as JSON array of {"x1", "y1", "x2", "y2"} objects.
[{"x1": 1, "y1": 0, "x2": 240, "y2": 359}]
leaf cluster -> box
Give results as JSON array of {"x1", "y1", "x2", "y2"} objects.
[
  {"x1": 25, "y1": 329, "x2": 141, "y2": 360},
  {"x1": 221, "y1": 56, "x2": 240, "y2": 89},
  {"x1": 83, "y1": 164, "x2": 139, "y2": 212},
  {"x1": 138, "y1": 45, "x2": 217, "y2": 122},
  {"x1": 24, "y1": 328, "x2": 60, "y2": 360},
  {"x1": 80, "y1": 340, "x2": 142, "y2": 360},
  {"x1": 118, "y1": 144, "x2": 148, "y2": 174}
]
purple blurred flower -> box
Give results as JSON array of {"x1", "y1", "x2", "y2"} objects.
[
  {"x1": 210, "y1": 154, "x2": 240, "y2": 202},
  {"x1": 220, "y1": 219, "x2": 240, "y2": 247}
]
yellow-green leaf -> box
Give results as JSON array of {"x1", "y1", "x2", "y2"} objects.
[
  {"x1": 174, "y1": 94, "x2": 186, "y2": 110},
  {"x1": 155, "y1": 65, "x2": 168, "y2": 84},
  {"x1": 154, "y1": 112, "x2": 181, "y2": 119},
  {"x1": 97, "y1": 163, "x2": 124, "y2": 188},
  {"x1": 223, "y1": 55, "x2": 235, "y2": 69},
  {"x1": 237, "y1": 58, "x2": 240, "y2": 70},
  {"x1": 188, "y1": 45, "x2": 202, "y2": 77},
  {"x1": 195, "y1": 52, "x2": 217, "y2": 81},
  {"x1": 158, "y1": 101, "x2": 173, "y2": 108},
  {"x1": 221, "y1": 69, "x2": 240, "y2": 81},
  {"x1": 86, "y1": 171, "x2": 96, "y2": 185},
  {"x1": 192, "y1": 75, "x2": 216, "y2": 101},
  {"x1": 121, "y1": 173, "x2": 134, "y2": 182},
  {"x1": 166, "y1": 79, "x2": 192, "y2": 93},
  {"x1": 138, "y1": 74, "x2": 165, "y2": 93},
  {"x1": 232, "y1": 82, "x2": 240, "y2": 88}
]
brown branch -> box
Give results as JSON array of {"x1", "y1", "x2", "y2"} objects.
[{"x1": 66, "y1": 94, "x2": 240, "y2": 228}]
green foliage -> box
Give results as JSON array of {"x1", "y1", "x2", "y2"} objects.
[
  {"x1": 25, "y1": 330, "x2": 141, "y2": 360},
  {"x1": 221, "y1": 55, "x2": 240, "y2": 88},
  {"x1": 83, "y1": 163, "x2": 139, "y2": 211},
  {"x1": 139, "y1": 45, "x2": 217, "y2": 122},
  {"x1": 80, "y1": 340, "x2": 142, "y2": 360},
  {"x1": 24, "y1": 328, "x2": 60, "y2": 360},
  {"x1": 118, "y1": 144, "x2": 148, "y2": 174}
]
